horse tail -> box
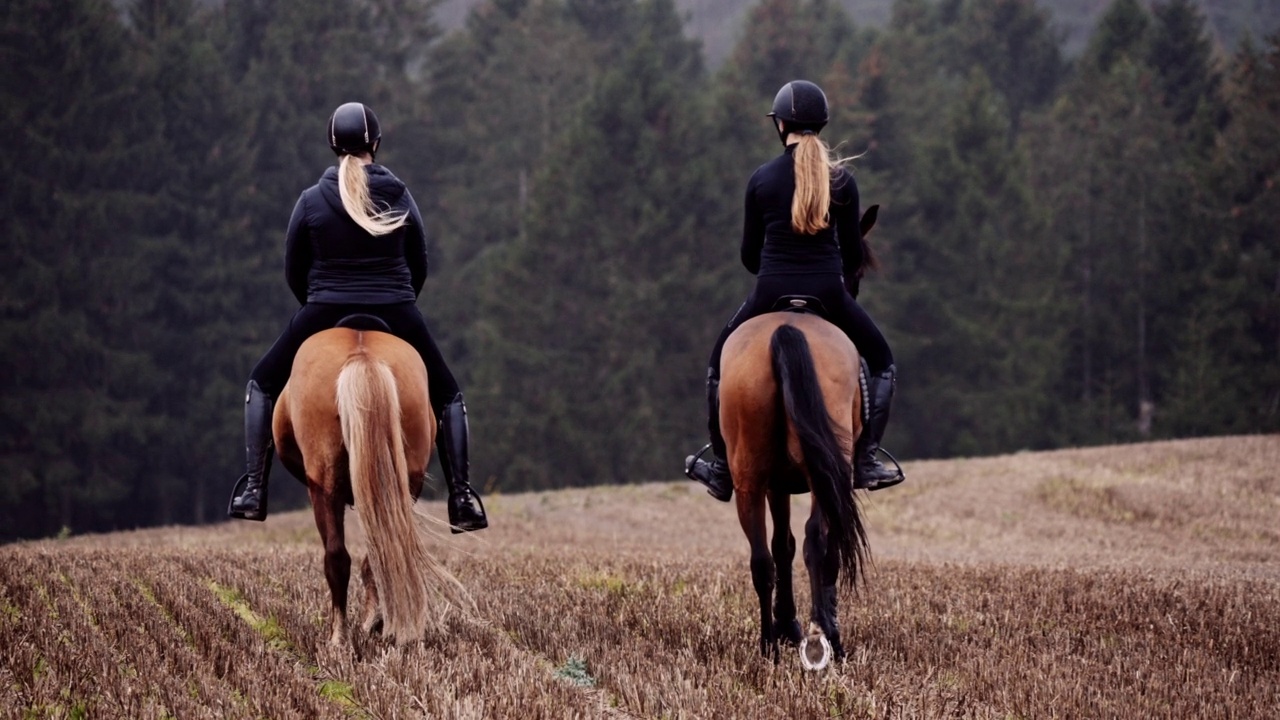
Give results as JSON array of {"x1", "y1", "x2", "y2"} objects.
[
  {"x1": 769, "y1": 324, "x2": 869, "y2": 588},
  {"x1": 336, "y1": 353, "x2": 431, "y2": 644}
]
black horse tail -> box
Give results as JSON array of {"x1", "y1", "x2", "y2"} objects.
[{"x1": 769, "y1": 324, "x2": 868, "y2": 588}]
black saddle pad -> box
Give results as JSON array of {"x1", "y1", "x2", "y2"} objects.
[{"x1": 334, "y1": 313, "x2": 391, "y2": 333}]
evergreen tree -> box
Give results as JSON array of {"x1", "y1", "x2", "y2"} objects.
[
  {"x1": 0, "y1": 0, "x2": 152, "y2": 538},
  {"x1": 1167, "y1": 35, "x2": 1280, "y2": 435},
  {"x1": 1038, "y1": 33, "x2": 1189, "y2": 442},
  {"x1": 1088, "y1": 0, "x2": 1150, "y2": 74},
  {"x1": 1148, "y1": 0, "x2": 1222, "y2": 128},
  {"x1": 1147, "y1": 0, "x2": 1227, "y2": 163},
  {"x1": 883, "y1": 70, "x2": 1065, "y2": 455},
  {"x1": 124, "y1": 0, "x2": 264, "y2": 525},
  {"x1": 414, "y1": 0, "x2": 599, "y2": 386},
  {"x1": 842, "y1": 46, "x2": 899, "y2": 177},
  {"x1": 464, "y1": 0, "x2": 720, "y2": 488},
  {"x1": 958, "y1": 0, "x2": 1064, "y2": 144}
]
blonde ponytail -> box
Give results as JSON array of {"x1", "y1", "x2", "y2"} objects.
[
  {"x1": 338, "y1": 154, "x2": 408, "y2": 236},
  {"x1": 791, "y1": 133, "x2": 850, "y2": 235}
]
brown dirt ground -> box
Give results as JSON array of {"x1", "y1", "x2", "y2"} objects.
[
  {"x1": 70, "y1": 434, "x2": 1279, "y2": 582},
  {"x1": 8, "y1": 434, "x2": 1276, "y2": 718}
]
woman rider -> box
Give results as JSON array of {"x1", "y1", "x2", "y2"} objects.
[
  {"x1": 228, "y1": 102, "x2": 488, "y2": 533},
  {"x1": 684, "y1": 80, "x2": 904, "y2": 500}
]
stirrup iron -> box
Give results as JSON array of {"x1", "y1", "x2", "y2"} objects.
[{"x1": 684, "y1": 443, "x2": 714, "y2": 479}]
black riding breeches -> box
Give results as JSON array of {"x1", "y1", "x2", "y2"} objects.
[
  {"x1": 249, "y1": 301, "x2": 460, "y2": 416},
  {"x1": 707, "y1": 273, "x2": 893, "y2": 380}
]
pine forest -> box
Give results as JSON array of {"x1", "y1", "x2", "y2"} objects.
[{"x1": 1, "y1": 0, "x2": 1277, "y2": 541}]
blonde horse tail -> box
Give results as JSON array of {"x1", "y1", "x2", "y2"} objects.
[{"x1": 336, "y1": 354, "x2": 431, "y2": 644}]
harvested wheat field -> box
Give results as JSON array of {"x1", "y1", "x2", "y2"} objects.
[{"x1": 3, "y1": 435, "x2": 1279, "y2": 719}]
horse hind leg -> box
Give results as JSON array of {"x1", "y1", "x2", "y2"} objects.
[
  {"x1": 736, "y1": 487, "x2": 778, "y2": 661},
  {"x1": 768, "y1": 487, "x2": 803, "y2": 646},
  {"x1": 802, "y1": 507, "x2": 845, "y2": 665},
  {"x1": 309, "y1": 483, "x2": 351, "y2": 648},
  {"x1": 818, "y1": 522, "x2": 846, "y2": 662}
]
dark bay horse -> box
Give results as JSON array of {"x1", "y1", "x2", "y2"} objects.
[
  {"x1": 720, "y1": 297, "x2": 871, "y2": 669},
  {"x1": 273, "y1": 324, "x2": 462, "y2": 646},
  {"x1": 718, "y1": 204, "x2": 881, "y2": 668}
]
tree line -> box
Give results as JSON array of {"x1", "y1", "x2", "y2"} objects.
[{"x1": 2, "y1": 0, "x2": 1276, "y2": 541}]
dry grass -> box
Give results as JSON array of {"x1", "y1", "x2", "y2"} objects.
[{"x1": 3, "y1": 435, "x2": 1278, "y2": 718}]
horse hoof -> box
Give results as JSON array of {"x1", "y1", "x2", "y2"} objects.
[{"x1": 799, "y1": 628, "x2": 832, "y2": 671}]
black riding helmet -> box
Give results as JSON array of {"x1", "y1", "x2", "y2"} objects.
[
  {"x1": 328, "y1": 102, "x2": 381, "y2": 158},
  {"x1": 767, "y1": 80, "x2": 828, "y2": 144}
]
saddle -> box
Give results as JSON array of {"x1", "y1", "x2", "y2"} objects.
[
  {"x1": 334, "y1": 313, "x2": 392, "y2": 333},
  {"x1": 764, "y1": 296, "x2": 865, "y2": 421},
  {"x1": 768, "y1": 294, "x2": 830, "y2": 316}
]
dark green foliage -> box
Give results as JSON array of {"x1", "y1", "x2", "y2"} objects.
[
  {"x1": 461, "y1": 0, "x2": 722, "y2": 489},
  {"x1": 1166, "y1": 35, "x2": 1280, "y2": 434},
  {"x1": 124, "y1": 0, "x2": 266, "y2": 525},
  {"x1": 1, "y1": 0, "x2": 153, "y2": 537},
  {"x1": 413, "y1": 0, "x2": 598, "y2": 373},
  {"x1": 1037, "y1": 54, "x2": 1181, "y2": 442},
  {"x1": 885, "y1": 70, "x2": 1067, "y2": 456},
  {"x1": 1149, "y1": 0, "x2": 1221, "y2": 127},
  {"x1": 957, "y1": 0, "x2": 1063, "y2": 142},
  {"x1": 1087, "y1": 0, "x2": 1151, "y2": 73}
]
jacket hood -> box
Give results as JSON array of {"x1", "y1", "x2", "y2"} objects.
[{"x1": 317, "y1": 164, "x2": 407, "y2": 215}]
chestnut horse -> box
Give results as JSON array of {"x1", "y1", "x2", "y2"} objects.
[{"x1": 273, "y1": 322, "x2": 461, "y2": 646}]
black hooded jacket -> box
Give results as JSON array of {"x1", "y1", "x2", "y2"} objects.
[{"x1": 284, "y1": 164, "x2": 428, "y2": 305}]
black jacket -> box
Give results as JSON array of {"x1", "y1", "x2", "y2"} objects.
[
  {"x1": 740, "y1": 145, "x2": 862, "y2": 280},
  {"x1": 284, "y1": 164, "x2": 428, "y2": 305}
]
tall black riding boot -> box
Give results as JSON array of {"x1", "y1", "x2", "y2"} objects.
[
  {"x1": 437, "y1": 393, "x2": 488, "y2": 533},
  {"x1": 855, "y1": 364, "x2": 905, "y2": 491},
  {"x1": 684, "y1": 371, "x2": 733, "y2": 502},
  {"x1": 228, "y1": 380, "x2": 274, "y2": 521}
]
